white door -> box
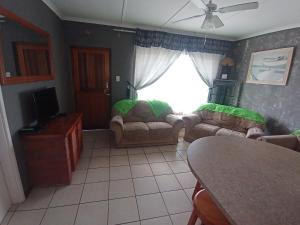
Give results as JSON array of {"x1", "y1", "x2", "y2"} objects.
[{"x1": 0, "y1": 162, "x2": 11, "y2": 222}]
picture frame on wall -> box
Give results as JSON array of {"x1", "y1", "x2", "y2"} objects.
[{"x1": 246, "y1": 47, "x2": 294, "y2": 85}]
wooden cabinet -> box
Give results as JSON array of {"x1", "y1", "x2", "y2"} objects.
[{"x1": 22, "y1": 113, "x2": 83, "y2": 187}]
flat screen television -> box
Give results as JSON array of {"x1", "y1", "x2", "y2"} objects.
[{"x1": 33, "y1": 87, "x2": 59, "y2": 124}]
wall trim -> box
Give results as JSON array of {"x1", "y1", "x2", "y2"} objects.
[{"x1": 0, "y1": 86, "x2": 25, "y2": 203}]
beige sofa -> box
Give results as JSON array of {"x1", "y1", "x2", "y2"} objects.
[
  {"x1": 110, "y1": 101, "x2": 184, "y2": 147},
  {"x1": 183, "y1": 110, "x2": 264, "y2": 142},
  {"x1": 257, "y1": 135, "x2": 300, "y2": 152}
]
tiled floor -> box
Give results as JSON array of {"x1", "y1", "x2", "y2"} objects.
[{"x1": 1, "y1": 130, "x2": 201, "y2": 225}]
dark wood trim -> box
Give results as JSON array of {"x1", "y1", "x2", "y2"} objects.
[{"x1": 0, "y1": 7, "x2": 55, "y2": 85}]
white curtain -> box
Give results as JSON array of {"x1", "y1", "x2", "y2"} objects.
[
  {"x1": 188, "y1": 52, "x2": 224, "y2": 87},
  {"x1": 133, "y1": 46, "x2": 181, "y2": 90}
]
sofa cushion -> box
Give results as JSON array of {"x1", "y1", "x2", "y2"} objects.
[
  {"x1": 147, "y1": 122, "x2": 173, "y2": 138},
  {"x1": 124, "y1": 122, "x2": 149, "y2": 140},
  {"x1": 216, "y1": 128, "x2": 246, "y2": 138},
  {"x1": 191, "y1": 123, "x2": 220, "y2": 138}
]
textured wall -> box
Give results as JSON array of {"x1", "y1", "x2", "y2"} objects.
[
  {"x1": 233, "y1": 28, "x2": 300, "y2": 134},
  {"x1": 63, "y1": 21, "x2": 135, "y2": 104},
  {"x1": 0, "y1": 0, "x2": 73, "y2": 193}
]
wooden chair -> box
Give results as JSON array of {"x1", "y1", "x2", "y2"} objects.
[
  {"x1": 192, "y1": 181, "x2": 203, "y2": 200},
  {"x1": 188, "y1": 190, "x2": 231, "y2": 225}
]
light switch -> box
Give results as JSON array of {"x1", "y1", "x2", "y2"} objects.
[{"x1": 116, "y1": 76, "x2": 120, "y2": 82}]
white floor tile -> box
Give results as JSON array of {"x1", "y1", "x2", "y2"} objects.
[
  {"x1": 127, "y1": 148, "x2": 144, "y2": 155},
  {"x1": 131, "y1": 164, "x2": 153, "y2": 178},
  {"x1": 108, "y1": 197, "x2": 139, "y2": 225},
  {"x1": 120, "y1": 222, "x2": 140, "y2": 225},
  {"x1": 8, "y1": 210, "x2": 45, "y2": 225},
  {"x1": 92, "y1": 149, "x2": 110, "y2": 157},
  {"x1": 137, "y1": 193, "x2": 168, "y2": 220},
  {"x1": 162, "y1": 190, "x2": 192, "y2": 214},
  {"x1": 110, "y1": 166, "x2": 132, "y2": 180},
  {"x1": 159, "y1": 145, "x2": 177, "y2": 152},
  {"x1": 155, "y1": 175, "x2": 182, "y2": 192},
  {"x1": 146, "y1": 153, "x2": 165, "y2": 163},
  {"x1": 143, "y1": 146, "x2": 160, "y2": 154},
  {"x1": 86, "y1": 168, "x2": 109, "y2": 183},
  {"x1": 141, "y1": 216, "x2": 172, "y2": 225},
  {"x1": 18, "y1": 188, "x2": 55, "y2": 210},
  {"x1": 110, "y1": 149, "x2": 127, "y2": 156},
  {"x1": 89, "y1": 157, "x2": 109, "y2": 168},
  {"x1": 81, "y1": 148, "x2": 93, "y2": 158},
  {"x1": 77, "y1": 158, "x2": 90, "y2": 170},
  {"x1": 170, "y1": 212, "x2": 201, "y2": 225},
  {"x1": 162, "y1": 152, "x2": 183, "y2": 161},
  {"x1": 75, "y1": 201, "x2": 108, "y2": 225},
  {"x1": 71, "y1": 170, "x2": 87, "y2": 185},
  {"x1": 167, "y1": 161, "x2": 190, "y2": 173},
  {"x1": 81, "y1": 182, "x2": 109, "y2": 203},
  {"x1": 110, "y1": 155, "x2": 129, "y2": 166},
  {"x1": 41, "y1": 205, "x2": 77, "y2": 225},
  {"x1": 184, "y1": 188, "x2": 194, "y2": 202},
  {"x1": 133, "y1": 177, "x2": 159, "y2": 195},
  {"x1": 175, "y1": 172, "x2": 197, "y2": 189},
  {"x1": 150, "y1": 163, "x2": 172, "y2": 175},
  {"x1": 128, "y1": 154, "x2": 148, "y2": 165},
  {"x1": 109, "y1": 179, "x2": 135, "y2": 199},
  {"x1": 50, "y1": 185, "x2": 83, "y2": 207}
]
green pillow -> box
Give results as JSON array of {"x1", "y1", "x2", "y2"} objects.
[
  {"x1": 112, "y1": 99, "x2": 172, "y2": 117},
  {"x1": 112, "y1": 99, "x2": 138, "y2": 116},
  {"x1": 196, "y1": 103, "x2": 265, "y2": 125}
]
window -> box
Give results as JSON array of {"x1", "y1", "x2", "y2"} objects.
[{"x1": 138, "y1": 53, "x2": 209, "y2": 114}]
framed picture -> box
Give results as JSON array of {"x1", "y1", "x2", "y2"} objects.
[{"x1": 246, "y1": 47, "x2": 294, "y2": 85}]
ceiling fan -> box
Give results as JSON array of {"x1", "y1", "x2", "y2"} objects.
[{"x1": 173, "y1": 0, "x2": 259, "y2": 30}]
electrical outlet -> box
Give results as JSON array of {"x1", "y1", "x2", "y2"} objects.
[{"x1": 116, "y1": 76, "x2": 120, "y2": 82}]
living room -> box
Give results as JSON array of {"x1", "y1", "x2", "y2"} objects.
[{"x1": 0, "y1": 0, "x2": 300, "y2": 225}]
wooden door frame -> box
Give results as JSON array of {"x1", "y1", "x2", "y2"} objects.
[
  {"x1": 70, "y1": 46, "x2": 112, "y2": 129},
  {"x1": 0, "y1": 86, "x2": 25, "y2": 204}
]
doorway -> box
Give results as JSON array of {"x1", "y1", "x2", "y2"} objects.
[{"x1": 71, "y1": 47, "x2": 111, "y2": 129}]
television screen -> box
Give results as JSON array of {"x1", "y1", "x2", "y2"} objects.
[{"x1": 33, "y1": 87, "x2": 59, "y2": 123}]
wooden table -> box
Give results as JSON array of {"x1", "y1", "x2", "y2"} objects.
[{"x1": 187, "y1": 136, "x2": 300, "y2": 225}]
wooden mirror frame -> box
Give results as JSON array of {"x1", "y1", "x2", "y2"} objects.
[{"x1": 0, "y1": 7, "x2": 55, "y2": 85}]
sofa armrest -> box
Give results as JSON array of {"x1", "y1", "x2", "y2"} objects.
[
  {"x1": 110, "y1": 115, "x2": 124, "y2": 144},
  {"x1": 246, "y1": 127, "x2": 264, "y2": 139},
  {"x1": 182, "y1": 114, "x2": 201, "y2": 131},
  {"x1": 166, "y1": 114, "x2": 183, "y2": 127},
  {"x1": 257, "y1": 135, "x2": 298, "y2": 150}
]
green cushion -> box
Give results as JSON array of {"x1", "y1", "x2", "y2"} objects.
[
  {"x1": 112, "y1": 99, "x2": 138, "y2": 116},
  {"x1": 292, "y1": 130, "x2": 300, "y2": 136},
  {"x1": 113, "y1": 99, "x2": 172, "y2": 117},
  {"x1": 196, "y1": 103, "x2": 265, "y2": 125}
]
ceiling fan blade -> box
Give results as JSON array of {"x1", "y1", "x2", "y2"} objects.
[
  {"x1": 172, "y1": 14, "x2": 205, "y2": 23},
  {"x1": 190, "y1": 0, "x2": 208, "y2": 10},
  {"x1": 201, "y1": 14, "x2": 224, "y2": 30},
  {"x1": 212, "y1": 15, "x2": 224, "y2": 28},
  {"x1": 218, "y1": 2, "x2": 259, "y2": 13}
]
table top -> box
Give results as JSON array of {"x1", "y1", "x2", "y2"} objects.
[{"x1": 187, "y1": 136, "x2": 300, "y2": 225}]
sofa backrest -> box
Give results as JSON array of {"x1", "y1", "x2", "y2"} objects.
[
  {"x1": 113, "y1": 100, "x2": 173, "y2": 122},
  {"x1": 196, "y1": 110, "x2": 263, "y2": 133}
]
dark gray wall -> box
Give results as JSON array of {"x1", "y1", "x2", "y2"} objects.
[
  {"x1": 0, "y1": 0, "x2": 74, "y2": 193},
  {"x1": 63, "y1": 21, "x2": 135, "y2": 104},
  {"x1": 233, "y1": 28, "x2": 300, "y2": 134}
]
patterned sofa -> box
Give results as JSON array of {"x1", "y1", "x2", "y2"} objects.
[
  {"x1": 110, "y1": 100, "x2": 184, "y2": 147},
  {"x1": 183, "y1": 104, "x2": 265, "y2": 142}
]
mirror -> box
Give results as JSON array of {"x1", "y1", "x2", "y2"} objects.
[{"x1": 0, "y1": 7, "x2": 54, "y2": 85}]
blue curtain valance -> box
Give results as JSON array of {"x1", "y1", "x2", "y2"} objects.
[{"x1": 134, "y1": 29, "x2": 232, "y2": 54}]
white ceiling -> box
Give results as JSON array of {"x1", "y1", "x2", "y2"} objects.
[{"x1": 43, "y1": 0, "x2": 300, "y2": 41}]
